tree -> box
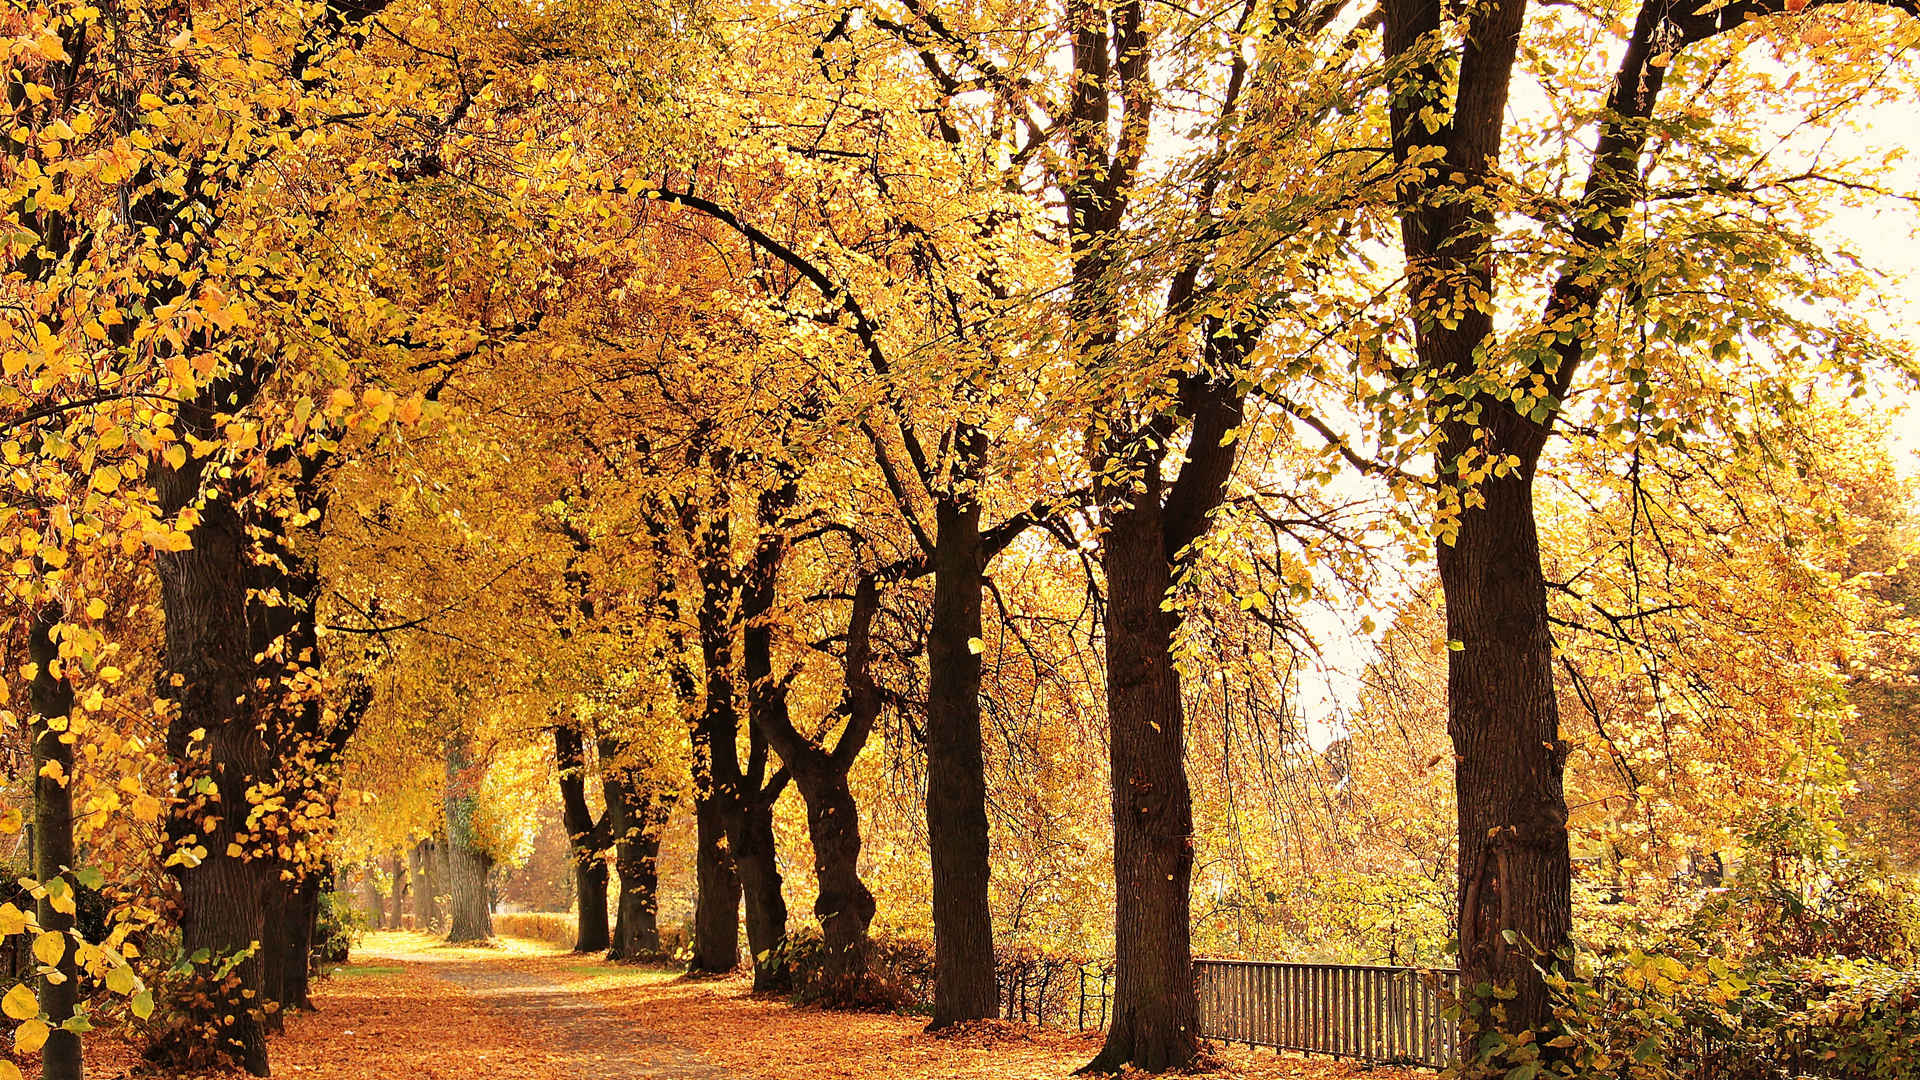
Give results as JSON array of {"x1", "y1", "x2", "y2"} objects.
[{"x1": 1376, "y1": 0, "x2": 1920, "y2": 1042}]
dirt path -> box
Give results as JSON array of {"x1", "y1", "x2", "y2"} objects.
[
  {"x1": 426, "y1": 954, "x2": 726, "y2": 1079},
  {"x1": 345, "y1": 933, "x2": 724, "y2": 1080}
]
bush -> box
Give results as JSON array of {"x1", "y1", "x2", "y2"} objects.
[
  {"x1": 1460, "y1": 949, "x2": 1920, "y2": 1080},
  {"x1": 492, "y1": 911, "x2": 577, "y2": 950},
  {"x1": 313, "y1": 890, "x2": 364, "y2": 968}
]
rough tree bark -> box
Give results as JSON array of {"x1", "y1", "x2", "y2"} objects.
[
  {"x1": 444, "y1": 740, "x2": 493, "y2": 943},
  {"x1": 925, "y1": 489, "x2": 999, "y2": 1027},
  {"x1": 387, "y1": 851, "x2": 408, "y2": 930},
  {"x1": 30, "y1": 603, "x2": 80, "y2": 1080},
  {"x1": 554, "y1": 725, "x2": 611, "y2": 953},
  {"x1": 603, "y1": 739, "x2": 670, "y2": 960},
  {"x1": 155, "y1": 459, "x2": 275, "y2": 1076}
]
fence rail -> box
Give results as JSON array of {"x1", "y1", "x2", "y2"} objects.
[{"x1": 1194, "y1": 959, "x2": 1459, "y2": 1068}]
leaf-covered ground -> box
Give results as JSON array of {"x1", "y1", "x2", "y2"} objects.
[{"x1": 24, "y1": 932, "x2": 1434, "y2": 1079}]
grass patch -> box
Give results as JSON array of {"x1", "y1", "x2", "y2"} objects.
[{"x1": 334, "y1": 964, "x2": 405, "y2": 977}]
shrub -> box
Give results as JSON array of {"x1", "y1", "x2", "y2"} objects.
[
  {"x1": 1459, "y1": 948, "x2": 1920, "y2": 1080},
  {"x1": 313, "y1": 889, "x2": 364, "y2": 968},
  {"x1": 492, "y1": 911, "x2": 577, "y2": 951}
]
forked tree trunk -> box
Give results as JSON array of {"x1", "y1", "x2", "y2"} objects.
[
  {"x1": 793, "y1": 761, "x2": 877, "y2": 997},
  {"x1": 755, "y1": 577, "x2": 884, "y2": 1004},
  {"x1": 30, "y1": 603, "x2": 81, "y2": 1080},
  {"x1": 925, "y1": 494, "x2": 999, "y2": 1027},
  {"x1": 1083, "y1": 493, "x2": 1199, "y2": 1073}
]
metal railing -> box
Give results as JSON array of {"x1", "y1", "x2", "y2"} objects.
[{"x1": 1194, "y1": 958, "x2": 1459, "y2": 1068}]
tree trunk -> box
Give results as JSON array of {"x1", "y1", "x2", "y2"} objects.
[
  {"x1": 755, "y1": 577, "x2": 884, "y2": 1004},
  {"x1": 1436, "y1": 446, "x2": 1571, "y2": 1031},
  {"x1": 361, "y1": 873, "x2": 386, "y2": 930},
  {"x1": 154, "y1": 464, "x2": 277, "y2": 1075},
  {"x1": 283, "y1": 870, "x2": 321, "y2": 1011},
  {"x1": 554, "y1": 726, "x2": 610, "y2": 953},
  {"x1": 792, "y1": 761, "x2": 877, "y2": 999},
  {"x1": 445, "y1": 740, "x2": 493, "y2": 943},
  {"x1": 260, "y1": 883, "x2": 290, "y2": 1033},
  {"x1": 1083, "y1": 494, "x2": 1199, "y2": 1073},
  {"x1": 409, "y1": 840, "x2": 439, "y2": 931},
  {"x1": 688, "y1": 486, "x2": 745, "y2": 976},
  {"x1": 688, "y1": 795, "x2": 740, "y2": 972},
  {"x1": 388, "y1": 851, "x2": 408, "y2": 930},
  {"x1": 601, "y1": 741, "x2": 667, "y2": 960},
  {"x1": 925, "y1": 494, "x2": 999, "y2": 1027},
  {"x1": 30, "y1": 603, "x2": 81, "y2": 1080},
  {"x1": 732, "y1": 793, "x2": 789, "y2": 991},
  {"x1": 446, "y1": 845, "x2": 492, "y2": 943}
]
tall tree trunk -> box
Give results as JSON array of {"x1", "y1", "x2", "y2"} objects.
[
  {"x1": 445, "y1": 740, "x2": 493, "y2": 943},
  {"x1": 361, "y1": 873, "x2": 386, "y2": 931},
  {"x1": 1083, "y1": 492, "x2": 1199, "y2": 1073},
  {"x1": 155, "y1": 470, "x2": 276, "y2": 1074},
  {"x1": 689, "y1": 798, "x2": 739, "y2": 972},
  {"x1": 731, "y1": 791, "x2": 789, "y2": 991},
  {"x1": 431, "y1": 833, "x2": 451, "y2": 931},
  {"x1": 30, "y1": 603, "x2": 80, "y2": 1080},
  {"x1": 925, "y1": 494, "x2": 999, "y2": 1027},
  {"x1": 554, "y1": 725, "x2": 610, "y2": 953},
  {"x1": 687, "y1": 479, "x2": 745, "y2": 976},
  {"x1": 604, "y1": 752, "x2": 667, "y2": 960},
  {"x1": 1436, "y1": 439, "x2": 1571, "y2": 1030}
]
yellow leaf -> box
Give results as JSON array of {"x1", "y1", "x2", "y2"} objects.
[
  {"x1": 0, "y1": 1058, "x2": 22, "y2": 1080},
  {"x1": 32, "y1": 931, "x2": 63, "y2": 967},
  {"x1": 106, "y1": 965, "x2": 136, "y2": 995},
  {"x1": 0, "y1": 904, "x2": 27, "y2": 936},
  {"x1": 1, "y1": 983, "x2": 36, "y2": 1020},
  {"x1": 86, "y1": 598, "x2": 106, "y2": 620},
  {"x1": 14, "y1": 1017, "x2": 48, "y2": 1053},
  {"x1": 90, "y1": 467, "x2": 120, "y2": 494}
]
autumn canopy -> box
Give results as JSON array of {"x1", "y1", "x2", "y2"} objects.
[{"x1": 3, "y1": 0, "x2": 1919, "y2": 1076}]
